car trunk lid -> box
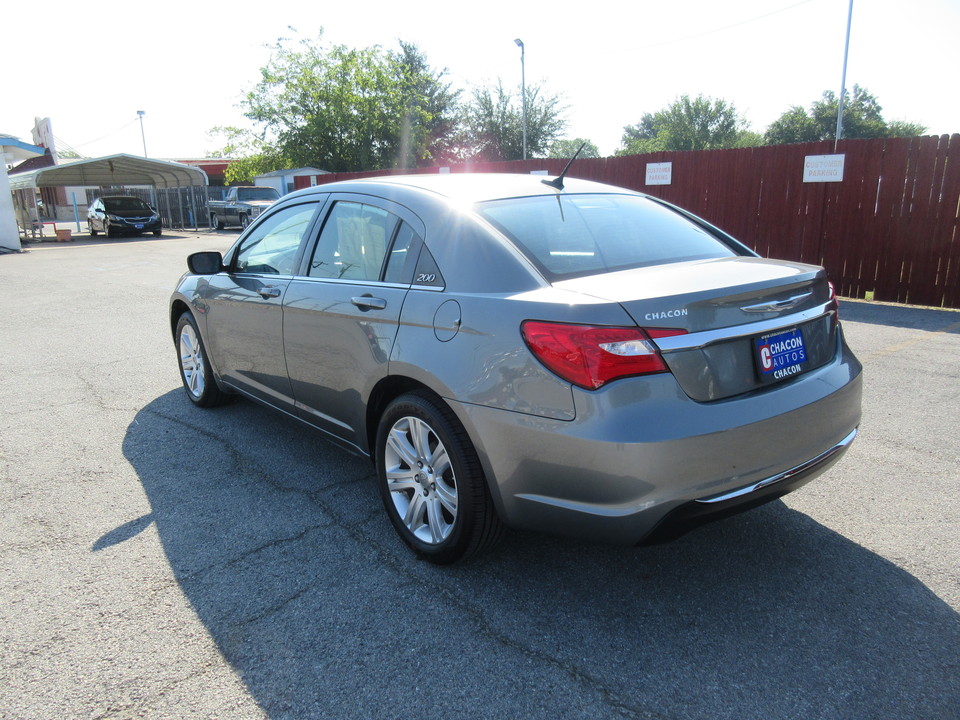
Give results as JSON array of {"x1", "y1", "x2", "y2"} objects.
[{"x1": 553, "y1": 257, "x2": 839, "y2": 401}]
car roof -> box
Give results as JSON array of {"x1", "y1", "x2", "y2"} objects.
[{"x1": 290, "y1": 173, "x2": 638, "y2": 205}]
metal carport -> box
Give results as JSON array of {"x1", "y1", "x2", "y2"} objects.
[
  {"x1": 7, "y1": 154, "x2": 208, "y2": 246},
  {"x1": 7, "y1": 153, "x2": 208, "y2": 191}
]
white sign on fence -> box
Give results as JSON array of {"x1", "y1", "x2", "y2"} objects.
[
  {"x1": 803, "y1": 154, "x2": 845, "y2": 183},
  {"x1": 645, "y1": 162, "x2": 673, "y2": 186}
]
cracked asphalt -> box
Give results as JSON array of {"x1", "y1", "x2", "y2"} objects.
[{"x1": 1, "y1": 232, "x2": 958, "y2": 720}]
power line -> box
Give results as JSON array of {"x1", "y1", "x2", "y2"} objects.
[
  {"x1": 52, "y1": 135, "x2": 86, "y2": 159},
  {"x1": 636, "y1": 0, "x2": 815, "y2": 50},
  {"x1": 70, "y1": 116, "x2": 141, "y2": 149}
]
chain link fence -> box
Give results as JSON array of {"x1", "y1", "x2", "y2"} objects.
[{"x1": 84, "y1": 186, "x2": 228, "y2": 230}]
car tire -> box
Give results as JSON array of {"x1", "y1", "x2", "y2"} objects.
[
  {"x1": 376, "y1": 392, "x2": 503, "y2": 564},
  {"x1": 175, "y1": 312, "x2": 229, "y2": 408},
  {"x1": 89, "y1": 224, "x2": 98, "y2": 237},
  {"x1": 153, "y1": 229, "x2": 162, "y2": 237},
  {"x1": 240, "y1": 214, "x2": 250, "y2": 230},
  {"x1": 211, "y1": 214, "x2": 223, "y2": 231},
  {"x1": 105, "y1": 222, "x2": 116, "y2": 238}
]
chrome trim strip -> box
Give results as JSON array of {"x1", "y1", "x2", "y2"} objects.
[
  {"x1": 291, "y1": 276, "x2": 413, "y2": 290},
  {"x1": 696, "y1": 428, "x2": 858, "y2": 504},
  {"x1": 654, "y1": 301, "x2": 834, "y2": 353}
]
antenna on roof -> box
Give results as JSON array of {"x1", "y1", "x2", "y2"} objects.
[{"x1": 541, "y1": 142, "x2": 587, "y2": 191}]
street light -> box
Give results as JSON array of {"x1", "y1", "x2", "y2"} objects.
[
  {"x1": 137, "y1": 110, "x2": 148, "y2": 157},
  {"x1": 835, "y1": 0, "x2": 854, "y2": 149},
  {"x1": 514, "y1": 38, "x2": 527, "y2": 160}
]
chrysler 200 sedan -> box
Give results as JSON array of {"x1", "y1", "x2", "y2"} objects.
[{"x1": 169, "y1": 173, "x2": 862, "y2": 563}]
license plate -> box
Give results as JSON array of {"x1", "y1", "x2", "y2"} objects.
[
  {"x1": 755, "y1": 327, "x2": 808, "y2": 383},
  {"x1": 135, "y1": 224, "x2": 144, "y2": 229}
]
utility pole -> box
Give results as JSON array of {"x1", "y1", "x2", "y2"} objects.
[
  {"x1": 515, "y1": 39, "x2": 527, "y2": 160},
  {"x1": 835, "y1": 0, "x2": 854, "y2": 150},
  {"x1": 137, "y1": 110, "x2": 148, "y2": 157}
]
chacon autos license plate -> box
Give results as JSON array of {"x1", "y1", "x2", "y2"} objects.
[{"x1": 755, "y1": 327, "x2": 808, "y2": 383}]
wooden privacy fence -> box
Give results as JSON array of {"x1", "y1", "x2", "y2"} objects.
[{"x1": 295, "y1": 135, "x2": 960, "y2": 309}]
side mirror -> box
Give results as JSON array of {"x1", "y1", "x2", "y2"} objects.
[{"x1": 187, "y1": 251, "x2": 224, "y2": 275}]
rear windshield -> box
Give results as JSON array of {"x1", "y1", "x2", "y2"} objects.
[
  {"x1": 104, "y1": 197, "x2": 151, "y2": 212},
  {"x1": 476, "y1": 194, "x2": 737, "y2": 279},
  {"x1": 237, "y1": 188, "x2": 280, "y2": 202}
]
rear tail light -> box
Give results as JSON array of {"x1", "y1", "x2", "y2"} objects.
[
  {"x1": 521, "y1": 321, "x2": 683, "y2": 390},
  {"x1": 828, "y1": 281, "x2": 840, "y2": 324}
]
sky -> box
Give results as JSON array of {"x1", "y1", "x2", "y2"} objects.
[{"x1": 2, "y1": 0, "x2": 957, "y2": 162}]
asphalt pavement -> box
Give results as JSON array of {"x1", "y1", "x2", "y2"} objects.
[{"x1": 1, "y1": 231, "x2": 958, "y2": 719}]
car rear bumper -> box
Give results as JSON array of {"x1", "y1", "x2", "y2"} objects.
[{"x1": 453, "y1": 337, "x2": 862, "y2": 545}]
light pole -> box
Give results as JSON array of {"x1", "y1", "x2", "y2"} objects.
[
  {"x1": 514, "y1": 38, "x2": 527, "y2": 160},
  {"x1": 137, "y1": 110, "x2": 148, "y2": 157},
  {"x1": 835, "y1": 0, "x2": 853, "y2": 149}
]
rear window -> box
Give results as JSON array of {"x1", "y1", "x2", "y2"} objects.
[
  {"x1": 104, "y1": 197, "x2": 151, "y2": 212},
  {"x1": 476, "y1": 194, "x2": 737, "y2": 279},
  {"x1": 237, "y1": 188, "x2": 280, "y2": 202}
]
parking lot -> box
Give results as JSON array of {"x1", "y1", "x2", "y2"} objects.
[{"x1": 1, "y1": 231, "x2": 958, "y2": 719}]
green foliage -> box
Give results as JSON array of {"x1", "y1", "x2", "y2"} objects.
[
  {"x1": 886, "y1": 119, "x2": 930, "y2": 138},
  {"x1": 617, "y1": 95, "x2": 753, "y2": 155},
  {"x1": 462, "y1": 80, "x2": 567, "y2": 161},
  {"x1": 217, "y1": 31, "x2": 460, "y2": 174},
  {"x1": 548, "y1": 138, "x2": 600, "y2": 159},
  {"x1": 765, "y1": 85, "x2": 928, "y2": 144},
  {"x1": 764, "y1": 106, "x2": 820, "y2": 145},
  {"x1": 392, "y1": 41, "x2": 462, "y2": 166},
  {"x1": 208, "y1": 125, "x2": 291, "y2": 184},
  {"x1": 733, "y1": 130, "x2": 765, "y2": 148}
]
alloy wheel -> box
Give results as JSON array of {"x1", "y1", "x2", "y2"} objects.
[
  {"x1": 383, "y1": 415, "x2": 458, "y2": 544},
  {"x1": 178, "y1": 323, "x2": 206, "y2": 398}
]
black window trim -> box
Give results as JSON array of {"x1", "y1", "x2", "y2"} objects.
[
  {"x1": 224, "y1": 197, "x2": 327, "y2": 277},
  {"x1": 298, "y1": 192, "x2": 428, "y2": 287}
]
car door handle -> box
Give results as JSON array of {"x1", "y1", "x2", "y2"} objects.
[
  {"x1": 257, "y1": 287, "x2": 282, "y2": 299},
  {"x1": 351, "y1": 295, "x2": 387, "y2": 311}
]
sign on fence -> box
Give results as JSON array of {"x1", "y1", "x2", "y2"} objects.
[
  {"x1": 803, "y1": 154, "x2": 845, "y2": 183},
  {"x1": 645, "y1": 162, "x2": 673, "y2": 186}
]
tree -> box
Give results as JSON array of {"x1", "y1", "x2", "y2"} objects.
[
  {"x1": 764, "y1": 106, "x2": 820, "y2": 145},
  {"x1": 462, "y1": 80, "x2": 567, "y2": 161},
  {"x1": 811, "y1": 85, "x2": 886, "y2": 140},
  {"x1": 391, "y1": 41, "x2": 462, "y2": 167},
  {"x1": 617, "y1": 95, "x2": 755, "y2": 155},
  {"x1": 548, "y1": 138, "x2": 600, "y2": 159},
  {"x1": 214, "y1": 31, "x2": 460, "y2": 174},
  {"x1": 885, "y1": 120, "x2": 929, "y2": 138},
  {"x1": 764, "y1": 85, "x2": 927, "y2": 144},
  {"x1": 619, "y1": 114, "x2": 661, "y2": 154},
  {"x1": 208, "y1": 125, "x2": 291, "y2": 184}
]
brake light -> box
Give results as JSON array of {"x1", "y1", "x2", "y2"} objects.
[
  {"x1": 521, "y1": 321, "x2": 680, "y2": 390},
  {"x1": 828, "y1": 281, "x2": 840, "y2": 324}
]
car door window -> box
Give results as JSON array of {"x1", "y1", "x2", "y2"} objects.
[
  {"x1": 309, "y1": 202, "x2": 399, "y2": 281},
  {"x1": 234, "y1": 203, "x2": 318, "y2": 275},
  {"x1": 383, "y1": 222, "x2": 421, "y2": 284}
]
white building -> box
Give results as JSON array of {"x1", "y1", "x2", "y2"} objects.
[{"x1": 254, "y1": 168, "x2": 329, "y2": 195}]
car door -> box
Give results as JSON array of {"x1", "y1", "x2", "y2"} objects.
[
  {"x1": 89, "y1": 199, "x2": 104, "y2": 232},
  {"x1": 283, "y1": 195, "x2": 422, "y2": 452},
  {"x1": 201, "y1": 199, "x2": 323, "y2": 408}
]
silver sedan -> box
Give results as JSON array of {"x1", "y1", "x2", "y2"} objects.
[{"x1": 170, "y1": 173, "x2": 862, "y2": 563}]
